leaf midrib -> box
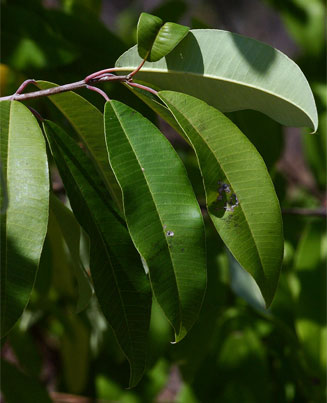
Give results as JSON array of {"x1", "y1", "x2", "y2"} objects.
[
  {"x1": 110, "y1": 103, "x2": 183, "y2": 334},
  {"x1": 115, "y1": 67, "x2": 312, "y2": 125}
]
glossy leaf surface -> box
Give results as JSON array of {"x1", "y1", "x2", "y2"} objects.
[
  {"x1": 160, "y1": 91, "x2": 283, "y2": 306},
  {"x1": 104, "y1": 100, "x2": 206, "y2": 341},
  {"x1": 36, "y1": 80, "x2": 122, "y2": 209},
  {"x1": 116, "y1": 29, "x2": 318, "y2": 131},
  {"x1": 137, "y1": 12, "x2": 189, "y2": 62},
  {"x1": 0, "y1": 101, "x2": 49, "y2": 337},
  {"x1": 43, "y1": 120, "x2": 151, "y2": 387}
]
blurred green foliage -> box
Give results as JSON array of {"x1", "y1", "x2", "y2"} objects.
[{"x1": 0, "y1": 0, "x2": 325, "y2": 402}]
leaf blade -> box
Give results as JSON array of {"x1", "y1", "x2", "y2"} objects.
[
  {"x1": 116, "y1": 29, "x2": 318, "y2": 131},
  {"x1": 137, "y1": 12, "x2": 189, "y2": 62},
  {"x1": 159, "y1": 91, "x2": 283, "y2": 306},
  {"x1": 0, "y1": 101, "x2": 49, "y2": 337},
  {"x1": 104, "y1": 100, "x2": 206, "y2": 341},
  {"x1": 43, "y1": 120, "x2": 151, "y2": 387}
]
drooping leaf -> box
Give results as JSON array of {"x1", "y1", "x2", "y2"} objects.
[
  {"x1": 116, "y1": 29, "x2": 318, "y2": 131},
  {"x1": 36, "y1": 80, "x2": 122, "y2": 210},
  {"x1": 0, "y1": 100, "x2": 49, "y2": 338},
  {"x1": 137, "y1": 12, "x2": 189, "y2": 62},
  {"x1": 43, "y1": 120, "x2": 151, "y2": 387},
  {"x1": 50, "y1": 194, "x2": 93, "y2": 313},
  {"x1": 159, "y1": 91, "x2": 283, "y2": 306},
  {"x1": 104, "y1": 100, "x2": 206, "y2": 341},
  {"x1": 1, "y1": 359, "x2": 51, "y2": 403}
]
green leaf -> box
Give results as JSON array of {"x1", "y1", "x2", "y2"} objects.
[
  {"x1": 159, "y1": 91, "x2": 283, "y2": 307},
  {"x1": 1, "y1": 359, "x2": 51, "y2": 403},
  {"x1": 137, "y1": 12, "x2": 189, "y2": 62},
  {"x1": 50, "y1": 194, "x2": 93, "y2": 313},
  {"x1": 0, "y1": 101, "x2": 49, "y2": 338},
  {"x1": 35, "y1": 80, "x2": 122, "y2": 210},
  {"x1": 104, "y1": 100, "x2": 206, "y2": 341},
  {"x1": 116, "y1": 29, "x2": 318, "y2": 131},
  {"x1": 43, "y1": 120, "x2": 151, "y2": 387}
]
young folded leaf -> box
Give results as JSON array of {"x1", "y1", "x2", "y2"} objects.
[
  {"x1": 137, "y1": 12, "x2": 189, "y2": 62},
  {"x1": 104, "y1": 100, "x2": 206, "y2": 342},
  {"x1": 116, "y1": 29, "x2": 318, "y2": 131},
  {"x1": 43, "y1": 120, "x2": 151, "y2": 387},
  {"x1": 0, "y1": 101, "x2": 49, "y2": 338},
  {"x1": 159, "y1": 91, "x2": 283, "y2": 307}
]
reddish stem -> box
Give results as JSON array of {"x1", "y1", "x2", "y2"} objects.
[
  {"x1": 127, "y1": 82, "x2": 158, "y2": 96},
  {"x1": 127, "y1": 58, "x2": 146, "y2": 80},
  {"x1": 27, "y1": 106, "x2": 44, "y2": 122},
  {"x1": 85, "y1": 85, "x2": 110, "y2": 101},
  {"x1": 15, "y1": 79, "x2": 36, "y2": 94},
  {"x1": 84, "y1": 68, "x2": 121, "y2": 83}
]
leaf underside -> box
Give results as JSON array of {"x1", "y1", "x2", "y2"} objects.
[{"x1": 116, "y1": 29, "x2": 318, "y2": 131}]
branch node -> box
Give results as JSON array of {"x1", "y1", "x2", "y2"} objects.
[{"x1": 15, "y1": 79, "x2": 37, "y2": 95}]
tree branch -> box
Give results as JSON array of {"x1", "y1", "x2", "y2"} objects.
[
  {"x1": 0, "y1": 79, "x2": 88, "y2": 101},
  {"x1": 282, "y1": 207, "x2": 326, "y2": 217},
  {"x1": 0, "y1": 60, "x2": 153, "y2": 102}
]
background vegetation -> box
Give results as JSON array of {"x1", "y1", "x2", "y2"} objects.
[{"x1": 1, "y1": 0, "x2": 326, "y2": 402}]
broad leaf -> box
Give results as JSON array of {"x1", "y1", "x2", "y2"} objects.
[
  {"x1": 116, "y1": 30, "x2": 318, "y2": 131},
  {"x1": 50, "y1": 194, "x2": 93, "y2": 313},
  {"x1": 137, "y1": 12, "x2": 189, "y2": 62},
  {"x1": 104, "y1": 100, "x2": 206, "y2": 341},
  {"x1": 36, "y1": 80, "x2": 122, "y2": 210},
  {"x1": 0, "y1": 101, "x2": 49, "y2": 338},
  {"x1": 159, "y1": 91, "x2": 283, "y2": 306},
  {"x1": 43, "y1": 120, "x2": 151, "y2": 387}
]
